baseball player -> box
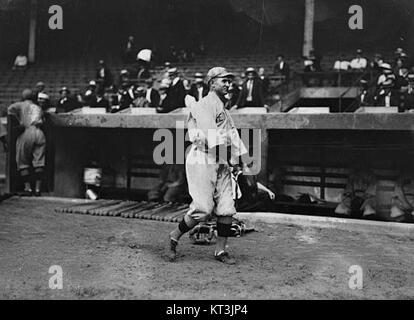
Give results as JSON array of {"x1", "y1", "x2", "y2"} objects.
[
  {"x1": 164, "y1": 67, "x2": 247, "y2": 264},
  {"x1": 8, "y1": 89, "x2": 46, "y2": 196}
]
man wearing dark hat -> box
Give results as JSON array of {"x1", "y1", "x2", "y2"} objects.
[
  {"x1": 164, "y1": 67, "x2": 247, "y2": 265},
  {"x1": 57, "y1": 87, "x2": 78, "y2": 113},
  {"x1": 8, "y1": 89, "x2": 46, "y2": 196},
  {"x1": 189, "y1": 73, "x2": 208, "y2": 102},
  {"x1": 234, "y1": 67, "x2": 265, "y2": 109},
  {"x1": 145, "y1": 78, "x2": 160, "y2": 108}
]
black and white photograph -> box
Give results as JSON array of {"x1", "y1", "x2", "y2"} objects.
[{"x1": 0, "y1": 0, "x2": 413, "y2": 306}]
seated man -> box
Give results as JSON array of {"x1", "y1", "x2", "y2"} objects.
[
  {"x1": 13, "y1": 52, "x2": 28, "y2": 70},
  {"x1": 335, "y1": 164, "x2": 378, "y2": 219},
  {"x1": 148, "y1": 164, "x2": 187, "y2": 203},
  {"x1": 132, "y1": 87, "x2": 150, "y2": 108},
  {"x1": 350, "y1": 49, "x2": 368, "y2": 70}
]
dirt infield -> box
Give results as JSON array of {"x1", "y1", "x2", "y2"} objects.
[{"x1": 0, "y1": 197, "x2": 413, "y2": 300}]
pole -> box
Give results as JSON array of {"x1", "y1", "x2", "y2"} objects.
[
  {"x1": 303, "y1": 0, "x2": 315, "y2": 57},
  {"x1": 28, "y1": 0, "x2": 38, "y2": 63}
]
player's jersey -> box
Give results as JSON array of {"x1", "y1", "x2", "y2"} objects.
[
  {"x1": 8, "y1": 100, "x2": 43, "y2": 129},
  {"x1": 187, "y1": 91, "x2": 247, "y2": 161}
]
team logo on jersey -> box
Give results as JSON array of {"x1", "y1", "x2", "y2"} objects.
[{"x1": 216, "y1": 111, "x2": 226, "y2": 125}]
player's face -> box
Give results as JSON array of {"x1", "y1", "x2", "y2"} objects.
[{"x1": 212, "y1": 77, "x2": 231, "y2": 96}]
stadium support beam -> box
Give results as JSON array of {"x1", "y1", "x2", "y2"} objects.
[
  {"x1": 303, "y1": 0, "x2": 314, "y2": 57},
  {"x1": 28, "y1": 0, "x2": 37, "y2": 63}
]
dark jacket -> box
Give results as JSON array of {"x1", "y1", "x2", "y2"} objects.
[
  {"x1": 236, "y1": 79, "x2": 265, "y2": 108},
  {"x1": 273, "y1": 61, "x2": 290, "y2": 81},
  {"x1": 160, "y1": 79, "x2": 186, "y2": 113},
  {"x1": 189, "y1": 83, "x2": 208, "y2": 102},
  {"x1": 146, "y1": 88, "x2": 161, "y2": 108}
]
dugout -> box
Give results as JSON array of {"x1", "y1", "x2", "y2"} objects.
[{"x1": 6, "y1": 111, "x2": 414, "y2": 222}]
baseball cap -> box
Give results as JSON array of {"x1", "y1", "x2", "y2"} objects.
[
  {"x1": 89, "y1": 80, "x2": 97, "y2": 86},
  {"x1": 36, "y1": 81, "x2": 45, "y2": 88},
  {"x1": 206, "y1": 67, "x2": 234, "y2": 84},
  {"x1": 120, "y1": 69, "x2": 129, "y2": 75}
]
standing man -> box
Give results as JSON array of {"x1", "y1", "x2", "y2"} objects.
[
  {"x1": 189, "y1": 72, "x2": 208, "y2": 102},
  {"x1": 234, "y1": 67, "x2": 265, "y2": 109},
  {"x1": 164, "y1": 67, "x2": 247, "y2": 264},
  {"x1": 8, "y1": 89, "x2": 46, "y2": 196}
]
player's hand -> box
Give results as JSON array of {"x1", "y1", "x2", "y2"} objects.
[{"x1": 267, "y1": 190, "x2": 275, "y2": 200}]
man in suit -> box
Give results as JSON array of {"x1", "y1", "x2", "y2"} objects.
[
  {"x1": 158, "y1": 68, "x2": 186, "y2": 113},
  {"x1": 258, "y1": 67, "x2": 270, "y2": 96},
  {"x1": 273, "y1": 54, "x2": 290, "y2": 83},
  {"x1": 57, "y1": 87, "x2": 79, "y2": 113},
  {"x1": 123, "y1": 36, "x2": 136, "y2": 64},
  {"x1": 189, "y1": 73, "x2": 208, "y2": 102},
  {"x1": 95, "y1": 60, "x2": 113, "y2": 89},
  {"x1": 145, "y1": 78, "x2": 160, "y2": 108},
  {"x1": 234, "y1": 67, "x2": 265, "y2": 109}
]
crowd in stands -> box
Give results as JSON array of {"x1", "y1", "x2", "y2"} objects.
[{"x1": 11, "y1": 40, "x2": 414, "y2": 114}]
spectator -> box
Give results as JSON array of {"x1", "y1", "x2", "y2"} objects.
[
  {"x1": 375, "y1": 78, "x2": 396, "y2": 107},
  {"x1": 37, "y1": 93, "x2": 54, "y2": 114},
  {"x1": 12, "y1": 52, "x2": 28, "y2": 70},
  {"x1": 91, "y1": 87, "x2": 110, "y2": 111},
  {"x1": 84, "y1": 81, "x2": 98, "y2": 107},
  {"x1": 273, "y1": 54, "x2": 290, "y2": 83},
  {"x1": 159, "y1": 67, "x2": 186, "y2": 113},
  {"x1": 370, "y1": 53, "x2": 384, "y2": 72},
  {"x1": 188, "y1": 73, "x2": 208, "y2": 102},
  {"x1": 234, "y1": 67, "x2": 265, "y2": 109},
  {"x1": 401, "y1": 73, "x2": 414, "y2": 111},
  {"x1": 56, "y1": 87, "x2": 78, "y2": 113},
  {"x1": 350, "y1": 49, "x2": 368, "y2": 70},
  {"x1": 118, "y1": 69, "x2": 130, "y2": 88},
  {"x1": 136, "y1": 61, "x2": 151, "y2": 80},
  {"x1": 309, "y1": 49, "x2": 322, "y2": 71},
  {"x1": 123, "y1": 35, "x2": 136, "y2": 64},
  {"x1": 95, "y1": 60, "x2": 113, "y2": 88},
  {"x1": 156, "y1": 83, "x2": 170, "y2": 113},
  {"x1": 356, "y1": 79, "x2": 374, "y2": 107},
  {"x1": 132, "y1": 87, "x2": 150, "y2": 108},
  {"x1": 333, "y1": 54, "x2": 350, "y2": 71},
  {"x1": 145, "y1": 78, "x2": 160, "y2": 108},
  {"x1": 115, "y1": 82, "x2": 134, "y2": 112},
  {"x1": 33, "y1": 82, "x2": 46, "y2": 104},
  {"x1": 226, "y1": 82, "x2": 240, "y2": 109},
  {"x1": 258, "y1": 67, "x2": 270, "y2": 96}
]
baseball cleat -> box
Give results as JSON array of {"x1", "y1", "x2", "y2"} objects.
[
  {"x1": 214, "y1": 251, "x2": 236, "y2": 265},
  {"x1": 164, "y1": 236, "x2": 178, "y2": 262}
]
